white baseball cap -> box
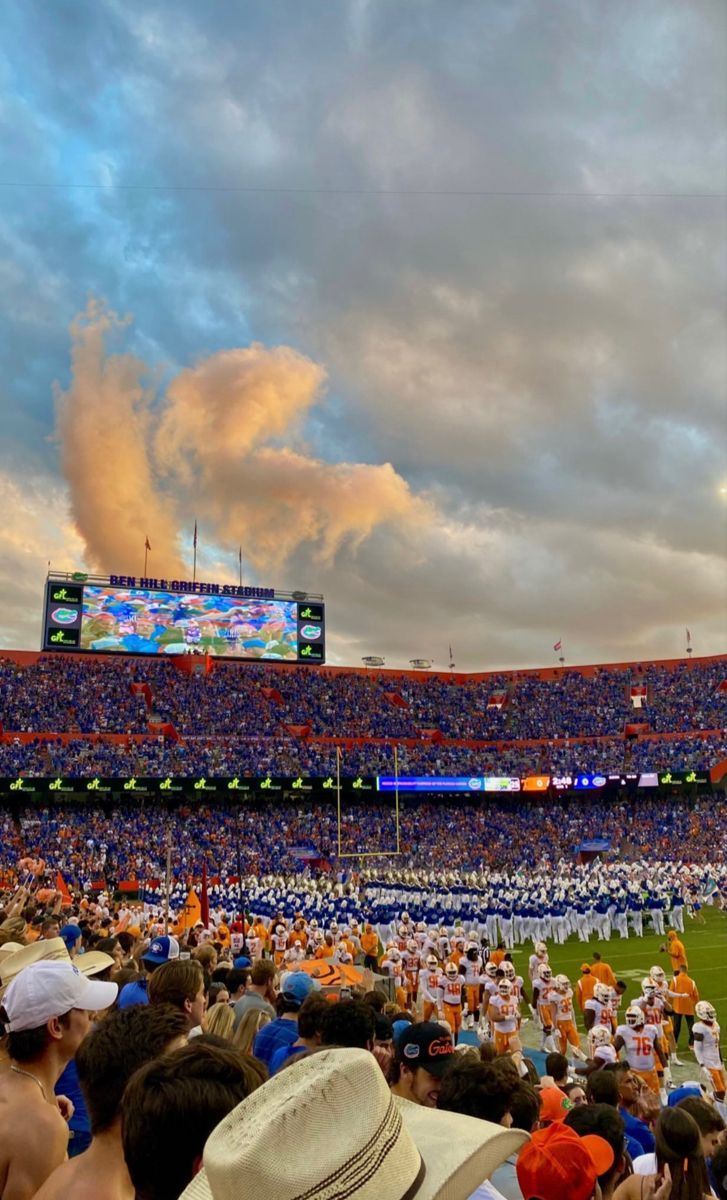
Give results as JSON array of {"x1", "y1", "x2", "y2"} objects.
[{"x1": 2, "y1": 960, "x2": 118, "y2": 1033}]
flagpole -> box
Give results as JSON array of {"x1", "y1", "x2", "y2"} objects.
[
  {"x1": 144, "y1": 539, "x2": 149, "y2": 577},
  {"x1": 238, "y1": 546, "x2": 242, "y2": 587},
  {"x1": 193, "y1": 521, "x2": 198, "y2": 584}
]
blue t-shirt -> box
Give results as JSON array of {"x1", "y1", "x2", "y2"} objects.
[
  {"x1": 253, "y1": 1019, "x2": 299, "y2": 1069},
  {"x1": 619, "y1": 1107, "x2": 656, "y2": 1154},
  {"x1": 269, "y1": 1040, "x2": 306, "y2": 1074}
]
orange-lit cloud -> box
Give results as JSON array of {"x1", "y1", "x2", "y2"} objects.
[{"x1": 55, "y1": 299, "x2": 426, "y2": 577}]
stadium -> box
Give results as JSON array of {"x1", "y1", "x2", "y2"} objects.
[{"x1": 2, "y1": 4, "x2": 727, "y2": 1198}]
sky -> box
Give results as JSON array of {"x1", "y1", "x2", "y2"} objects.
[{"x1": 0, "y1": 0, "x2": 725, "y2": 670}]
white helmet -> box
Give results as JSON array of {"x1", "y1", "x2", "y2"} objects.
[
  {"x1": 314, "y1": 930, "x2": 324, "y2": 943},
  {"x1": 695, "y1": 1001, "x2": 716, "y2": 1023},
  {"x1": 407, "y1": 939, "x2": 417, "y2": 954},
  {"x1": 330, "y1": 921, "x2": 339, "y2": 932},
  {"x1": 389, "y1": 949, "x2": 401, "y2": 962},
  {"x1": 591, "y1": 1025, "x2": 613, "y2": 1047},
  {"x1": 649, "y1": 966, "x2": 665, "y2": 983},
  {"x1": 426, "y1": 954, "x2": 439, "y2": 970},
  {"x1": 626, "y1": 1006, "x2": 645, "y2": 1027},
  {"x1": 538, "y1": 964, "x2": 552, "y2": 982},
  {"x1": 535, "y1": 942, "x2": 548, "y2": 958},
  {"x1": 641, "y1": 978, "x2": 657, "y2": 997},
  {"x1": 503, "y1": 962, "x2": 516, "y2": 981},
  {"x1": 554, "y1": 974, "x2": 570, "y2": 992},
  {"x1": 498, "y1": 979, "x2": 513, "y2": 997},
  {"x1": 485, "y1": 962, "x2": 498, "y2": 978},
  {"x1": 593, "y1": 983, "x2": 611, "y2": 1004},
  {"x1": 445, "y1": 962, "x2": 459, "y2": 979},
  {"x1": 416, "y1": 921, "x2": 426, "y2": 932},
  {"x1": 401, "y1": 912, "x2": 410, "y2": 923}
]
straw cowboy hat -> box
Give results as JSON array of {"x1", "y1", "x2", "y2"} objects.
[
  {"x1": 0, "y1": 938, "x2": 70, "y2": 998},
  {"x1": 181, "y1": 1047, "x2": 528, "y2": 1200},
  {"x1": 0, "y1": 942, "x2": 25, "y2": 965},
  {"x1": 75, "y1": 951, "x2": 115, "y2": 978}
]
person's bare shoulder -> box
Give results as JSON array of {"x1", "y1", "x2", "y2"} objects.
[{"x1": 1, "y1": 1102, "x2": 68, "y2": 1200}]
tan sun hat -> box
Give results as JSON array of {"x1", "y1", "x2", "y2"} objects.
[
  {"x1": 0, "y1": 942, "x2": 25, "y2": 964},
  {"x1": 76, "y1": 951, "x2": 115, "y2": 978},
  {"x1": 396, "y1": 1095, "x2": 528, "y2": 1197},
  {"x1": 180, "y1": 1048, "x2": 527, "y2": 1200},
  {"x1": 0, "y1": 937, "x2": 70, "y2": 998}
]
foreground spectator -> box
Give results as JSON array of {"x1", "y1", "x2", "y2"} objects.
[
  {"x1": 0, "y1": 961, "x2": 117, "y2": 1199},
  {"x1": 613, "y1": 1106, "x2": 712, "y2": 1199},
  {"x1": 34, "y1": 1004, "x2": 188, "y2": 1200},
  {"x1": 268, "y1": 992, "x2": 329, "y2": 1073},
  {"x1": 564, "y1": 1103, "x2": 627, "y2": 1200},
  {"x1": 251, "y1": 971, "x2": 317, "y2": 1069},
  {"x1": 178, "y1": 1046, "x2": 528, "y2": 1200},
  {"x1": 148, "y1": 959, "x2": 207, "y2": 1033},
  {"x1": 631, "y1": 1096, "x2": 725, "y2": 1179},
  {"x1": 122, "y1": 1041, "x2": 267, "y2": 1200},
  {"x1": 389, "y1": 1022, "x2": 456, "y2": 1109},
  {"x1": 117, "y1": 935, "x2": 180, "y2": 1009},
  {"x1": 516, "y1": 1122, "x2": 614, "y2": 1200}
]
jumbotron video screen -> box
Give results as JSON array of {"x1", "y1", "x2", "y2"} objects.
[{"x1": 41, "y1": 575, "x2": 325, "y2": 663}]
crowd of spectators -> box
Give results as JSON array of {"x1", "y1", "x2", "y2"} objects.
[
  {"x1": 1, "y1": 874, "x2": 726, "y2": 1200},
  {"x1": 1, "y1": 654, "x2": 724, "y2": 745},
  {"x1": 1, "y1": 794, "x2": 723, "y2": 884},
  {"x1": 1, "y1": 730, "x2": 724, "y2": 780}
]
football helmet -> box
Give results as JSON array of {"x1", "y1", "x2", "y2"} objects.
[
  {"x1": 626, "y1": 1006, "x2": 645, "y2": 1028},
  {"x1": 445, "y1": 962, "x2": 459, "y2": 979},
  {"x1": 407, "y1": 940, "x2": 417, "y2": 954},
  {"x1": 593, "y1": 983, "x2": 611, "y2": 1004},
  {"x1": 538, "y1": 964, "x2": 552, "y2": 982},
  {"x1": 485, "y1": 962, "x2": 498, "y2": 978},
  {"x1": 649, "y1": 966, "x2": 665, "y2": 983},
  {"x1": 389, "y1": 948, "x2": 401, "y2": 962},
  {"x1": 695, "y1": 1001, "x2": 716, "y2": 1023},
  {"x1": 498, "y1": 980, "x2": 513, "y2": 997},
  {"x1": 641, "y1": 979, "x2": 657, "y2": 997},
  {"x1": 426, "y1": 954, "x2": 439, "y2": 970},
  {"x1": 591, "y1": 1026, "x2": 613, "y2": 1047},
  {"x1": 503, "y1": 962, "x2": 516, "y2": 980},
  {"x1": 535, "y1": 942, "x2": 548, "y2": 958},
  {"x1": 554, "y1": 974, "x2": 570, "y2": 993},
  {"x1": 401, "y1": 912, "x2": 410, "y2": 923},
  {"x1": 275, "y1": 924, "x2": 285, "y2": 934}
]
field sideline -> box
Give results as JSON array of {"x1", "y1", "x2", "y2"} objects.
[{"x1": 504, "y1": 907, "x2": 727, "y2": 1082}]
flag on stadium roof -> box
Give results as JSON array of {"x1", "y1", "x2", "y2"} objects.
[{"x1": 553, "y1": 639, "x2": 562, "y2": 652}]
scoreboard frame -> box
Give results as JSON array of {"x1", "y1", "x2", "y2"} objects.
[{"x1": 41, "y1": 572, "x2": 326, "y2": 664}]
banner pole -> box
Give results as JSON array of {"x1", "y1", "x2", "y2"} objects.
[
  {"x1": 394, "y1": 744, "x2": 400, "y2": 854},
  {"x1": 163, "y1": 827, "x2": 172, "y2": 935},
  {"x1": 336, "y1": 746, "x2": 342, "y2": 859}
]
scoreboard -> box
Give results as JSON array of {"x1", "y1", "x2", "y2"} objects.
[{"x1": 42, "y1": 574, "x2": 325, "y2": 663}]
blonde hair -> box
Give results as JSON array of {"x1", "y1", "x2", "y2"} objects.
[
  {"x1": 205, "y1": 1003, "x2": 236, "y2": 1042},
  {"x1": 233, "y1": 1008, "x2": 271, "y2": 1055}
]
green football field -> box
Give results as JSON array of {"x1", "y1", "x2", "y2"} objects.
[{"x1": 507, "y1": 907, "x2": 727, "y2": 1080}]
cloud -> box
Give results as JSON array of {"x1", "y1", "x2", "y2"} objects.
[{"x1": 54, "y1": 299, "x2": 427, "y2": 577}]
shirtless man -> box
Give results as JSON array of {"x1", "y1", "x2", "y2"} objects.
[
  {"x1": 0, "y1": 960, "x2": 117, "y2": 1200},
  {"x1": 34, "y1": 1005, "x2": 187, "y2": 1200}
]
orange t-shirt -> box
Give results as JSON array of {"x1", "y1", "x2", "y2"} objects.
[
  {"x1": 590, "y1": 962, "x2": 616, "y2": 988},
  {"x1": 668, "y1": 940, "x2": 687, "y2": 971},
  {"x1": 671, "y1": 973, "x2": 698, "y2": 1015},
  {"x1": 361, "y1": 932, "x2": 379, "y2": 956},
  {"x1": 314, "y1": 945, "x2": 334, "y2": 959},
  {"x1": 489, "y1": 950, "x2": 506, "y2": 967},
  {"x1": 576, "y1": 974, "x2": 597, "y2": 1010}
]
